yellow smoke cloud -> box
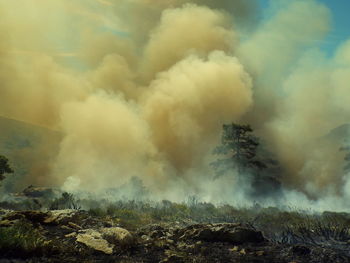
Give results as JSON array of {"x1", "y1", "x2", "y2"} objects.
[
  {"x1": 1, "y1": 0, "x2": 350, "y2": 203},
  {"x1": 52, "y1": 93, "x2": 156, "y2": 190},
  {"x1": 142, "y1": 51, "x2": 252, "y2": 173},
  {"x1": 237, "y1": 1, "x2": 350, "y2": 199},
  {"x1": 140, "y1": 4, "x2": 236, "y2": 82},
  {"x1": 0, "y1": 1, "x2": 254, "y2": 191}
]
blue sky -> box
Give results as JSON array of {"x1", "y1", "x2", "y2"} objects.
[
  {"x1": 258, "y1": 0, "x2": 350, "y2": 55},
  {"x1": 319, "y1": 0, "x2": 350, "y2": 52}
]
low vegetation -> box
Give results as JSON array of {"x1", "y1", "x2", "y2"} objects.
[
  {"x1": 82, "y1": 198, "x2": 350, "y2": 244},
  {"x1": 0, "y1": 220, "x2": 47, "y2": 257},
  {"x1": 0, "y1": 192, "x2": 349, "y2": 262}
]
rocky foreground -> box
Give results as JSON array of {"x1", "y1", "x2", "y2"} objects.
[{"x1": 0, "y1": 209, "x2": 349, "y2": 263}]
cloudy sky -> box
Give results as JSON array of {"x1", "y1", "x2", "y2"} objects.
[{"x1": 258, "y1": 0, "x2": 350, "y2": 54}]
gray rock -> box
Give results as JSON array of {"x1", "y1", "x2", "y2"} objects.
[
  {"x1": 43, "y1": 209, "x2": 79, "y2": 225},
  {"x1": 100, "y1": 227, "x2": 134, "y2": 247},
  {"x1": 75, "y1": 227, "x2": 133, "y2": 254},
  {"x1": 76, "y1": 229, "x2": 114, "y2": 254}
]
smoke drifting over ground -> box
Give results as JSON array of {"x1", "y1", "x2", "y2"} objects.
[{"x1": 1, "y1": 0, "x2": 350, "y2": 211}]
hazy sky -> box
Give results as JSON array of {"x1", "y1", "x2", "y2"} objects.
[
  {"x1": 319, "y1": 0, "x2": 350, "y2": 52},
  {"x1": 1, "y1": 0, "x2": 350, "y2": 208},
  {"x1": 259, "y1": 0, "x2": 350, "y2": 55}
]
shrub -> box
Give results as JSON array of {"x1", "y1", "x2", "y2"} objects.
[
  {"x1": 281, "y1": 215, "x2": 350, "y2": 245},
  {"x1": 0, "y1": 220, "x2": 47, "y2": 257},
  {"x1": 49, "y1": 192, "x2": 81, "y2": 210}
]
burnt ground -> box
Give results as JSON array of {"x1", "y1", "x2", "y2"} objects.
[{"x1": 0, "y1": 208, "x2": 349, "y2": 263}]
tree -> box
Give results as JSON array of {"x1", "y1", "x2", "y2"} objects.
[
  {"x1": 211, "y1": 123, "x2": 282, "y2": 196},
  {"x1": 211, "y1": 123, "x2": 266, "y2": 178},
  {"x1": 340, "y1": 142, "x2": 350, "y2": 173},
  {"x1": 0, "y1": 155, "x2": 13, "y2": 182}
]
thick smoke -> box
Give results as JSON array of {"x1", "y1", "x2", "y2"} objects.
[
  {"x1": 237, "y1": 0, "x2": 350, "y2": 208},
  {"x1": 1, "y1": 0, "x2": 350, "y2": 210}
]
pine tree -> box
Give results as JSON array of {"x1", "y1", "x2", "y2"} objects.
[
  {"x1": 340, "y1": 142, "x2": 350, "y2": 173},
  {"x1": 211, "y1": 123, "x2": 266, "y2": 178},
  {"x1": 0, "y1": 155, "x2": 13, "y2": 182}
]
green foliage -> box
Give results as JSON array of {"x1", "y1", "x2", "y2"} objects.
[
  {"x1": 150, "y1": 201, "x2": 190, "y2": 221},
  {"x1": 211, "y1": 123, "x2": 265, "y2": 178},
  {"x1": 340, "y1": 142, "x2": 350, "y2": 172},
  {"x1": 49, "y1": 192, "x2": 81, "y2": 210},
  {"x1": 211, "y1": 123, "x2": 282, "y2": 196},
  {"x1": 88, "y1": 207, "x2": 106, "y2": 217},
  {"x1": 88, "y1": 201, "x2": 153, "y2": 230},
  {"x1": 0, "y1": 220, "x2": 47, "y2": 256},
  {"x1": 0, "y1": 155, "x2": 13, "y2": 182}
]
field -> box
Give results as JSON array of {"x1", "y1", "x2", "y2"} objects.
[{"x1": 0, "y1": 191, "x2": 349, "y2": 263}]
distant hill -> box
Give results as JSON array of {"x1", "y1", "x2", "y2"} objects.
[
  {"x1": 0, "y1": 116, "x2": 61, "y2": 191},
  {"x1": 322, "y1": 123, "x2": 350, "y2": 143}
]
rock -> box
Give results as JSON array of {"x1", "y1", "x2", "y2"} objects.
[
  {"x1": 100, "y1": 227, "x2": 134, "y2": 247},
  {"x1": 65, "y1": 232, "x2": 77, "y2": 238},
  {"x1": 141, "y1": 234, "x2": 151, "y2": 241},
  {"x1": 68, "y1": 222, "x2": 82, "y2": 230},
  {"x1": 229, "y1": 246, "x2": 239, "y2": 252},
  {"x1": 0, "y1": 219, "x2": 17, "y2": 227},
  {"x1": 1, "y1": 209, "x2": 83, "y2": 226},
  {"x1": 76, "y1": 229, "x2": 114, "y2": 255},
  {"x1": 239, "y1": 248, "x2": 246, "y2": 255},
  {"x1": 178, "y1": 223, "x2": 265, "y2": 244},
  {"x1": 75, "y1": 227, "x2": 133, "y2": 254},
  {"x1": 43, "y1": 209, "x2": 79, "y2": 225},
  {"x1": 61, "y1": 225, "x2": 73, "y2": 231}
]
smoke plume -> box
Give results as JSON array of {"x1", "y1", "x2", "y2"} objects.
[{"x1": 1, "y1": 0, "x2": 350, "y2": 210}]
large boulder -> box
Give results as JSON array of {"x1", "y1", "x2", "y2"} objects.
[
  {"x1": 76, "y1": 229, "x2": 114, "y2": 255},
  {"x1": 43, "y1": 209, "x2": 80, "y2": 225},
  {"x1": 100, "y1": 227, "x2": 134, "y2": 247},
  {"x1": 75, "y1": 227, "x2": 133, "y2": 254}
]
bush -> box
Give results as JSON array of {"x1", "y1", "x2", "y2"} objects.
[
  {"x1": 49, "y1": 192, "x2": 81, "y2": 210},
  {"x1": 0, "y1": 220, "x2": 47, "y2": 257},
  {"x1": 281, "y1": 215, "x2": 350, "y2": 245}
]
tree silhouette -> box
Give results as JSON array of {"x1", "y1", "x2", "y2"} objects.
[
  {"x1": 211, "y1": 123, "x2": 266, "y2": 178},
  {"x1": 340, "y1": 142, "x2": 350, "y2": 173},
  {"x1": 0, "y1": 155, "x2": 13, "y2": 182},
  {"x1": 211, "y1": 123, "x2": 282, "y2": 196}
]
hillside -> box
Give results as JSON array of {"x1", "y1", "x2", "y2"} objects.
[{"x1": 0, "y1": 116, "x2": 61, "y2": 191}]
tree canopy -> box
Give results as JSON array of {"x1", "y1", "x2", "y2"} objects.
[
  {"x1": 211, "y1": 123, "x2": 281, "y2": 196},
  {"x1": 0, "y1": 155, "x2": 13, "y2": 182},
  {"x1": 211, "y1": 123, "x2": 266, "y2": 178},
  {"x1": 340, "y1": 142, "x2": 350, "y2": 173}
]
